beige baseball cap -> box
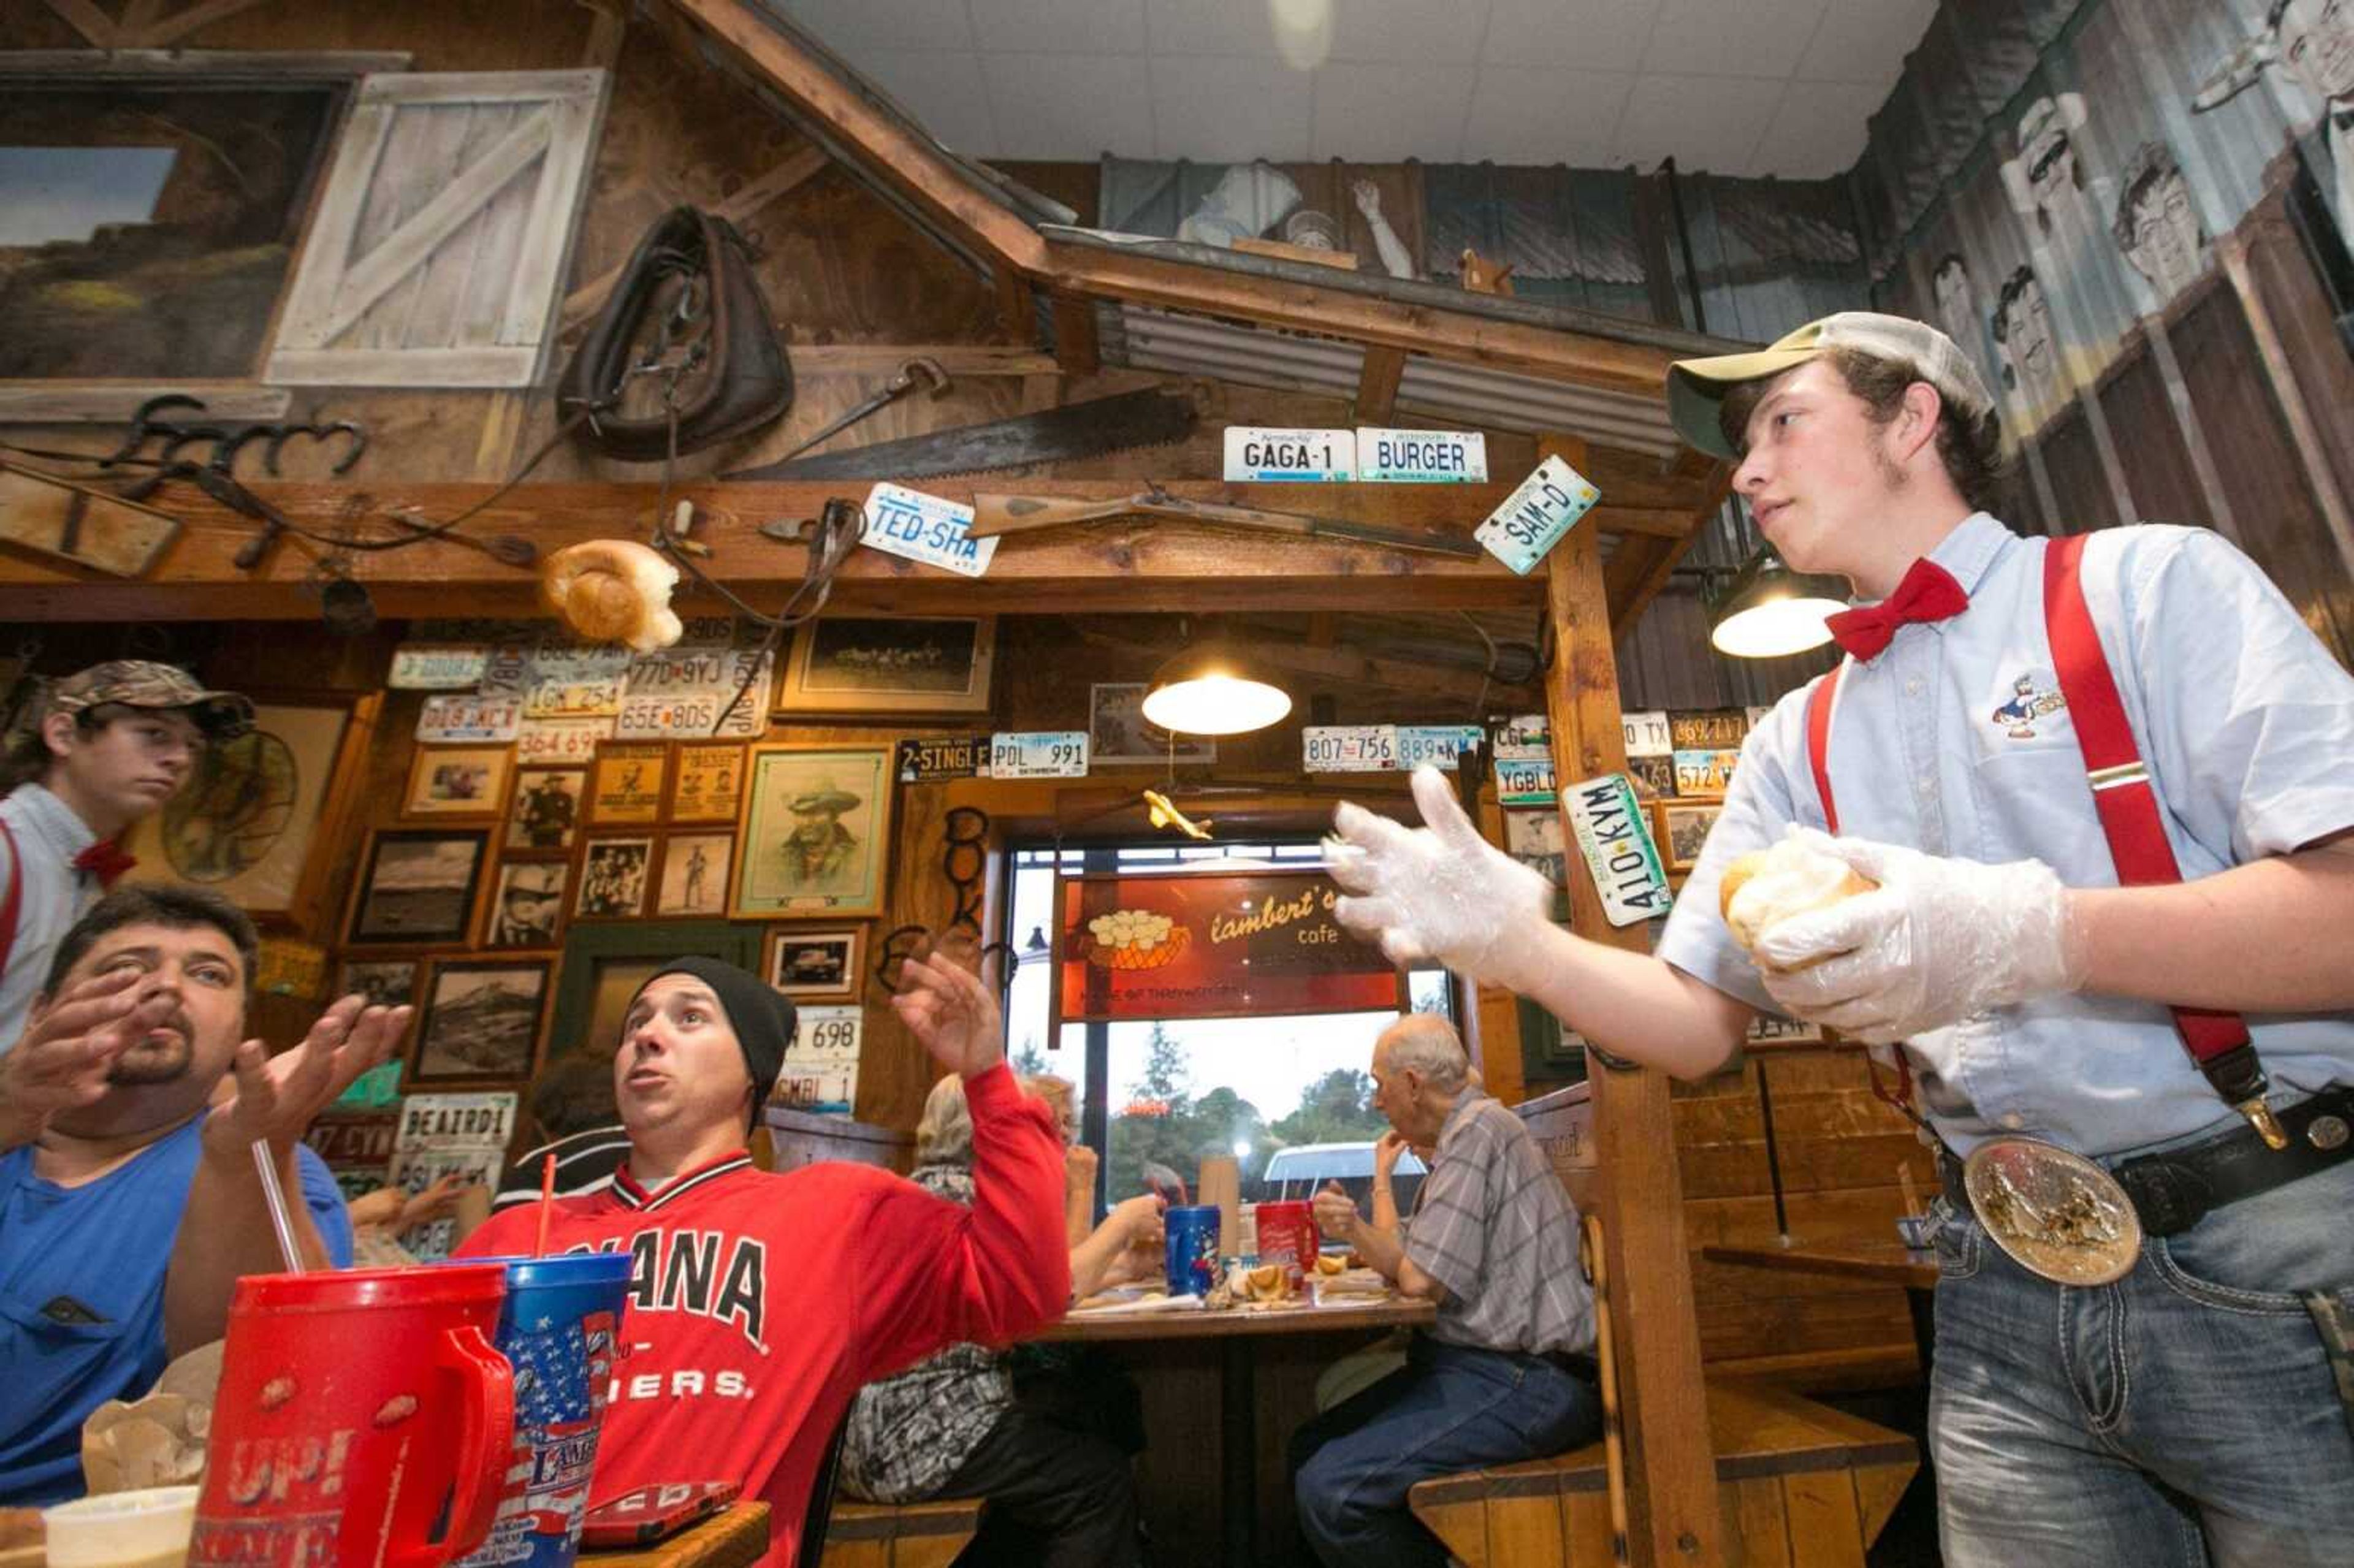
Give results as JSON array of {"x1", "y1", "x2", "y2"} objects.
[{"x1": 1667, "y1": 311, "x2": 1996, "y2": 460}]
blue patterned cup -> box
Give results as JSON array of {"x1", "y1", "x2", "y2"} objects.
[
  {"x1": 452, "y1": 1253, "x2": 633, "y2": 1568},
  {"x1": 1164, "y1": 1205, "x2": 1222, "y2": 1297}
]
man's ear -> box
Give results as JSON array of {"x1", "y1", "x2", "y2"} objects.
[
  {"x1": 1897, "y1": 381, "x2": 1945, "y2": 463},
  {"x1": 39, "y1": 710, "x2": 78, "y2": 761}
]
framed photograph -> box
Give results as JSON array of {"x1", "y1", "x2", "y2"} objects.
[
  {"x1": 780, "y1": 615, "x2": 996, "y2": 715},
  {"x1": 588, "y1": 743, "x2": 668, "y2": 825},
  {"x1": 335, "y1": 958, "x2": 420, "y2": 1010},
  {"x1": 507, "y1": 766, "x2": 585, "y2": 853},
  {"x1": 1653, "y1": 797, "x2": 1724, "y2": 873},
  {"x1": 1503, "y1": 809, "x2": 1570, "y2": 920},
  {"x1": 402, "y1": 744, "x2": 514, "y2": 820},
  {"x1": 411, "y1": 959, "x2": 550, "y2": 1084},
  {"x1": 575, "y1": 835, "x2": 655, "y2": 920},
  {"x1": 762, "y1": 926, "x2": 863, "y2": 1000},
  {"x1": 124, "y1": 691, "x2": 380, "y2": 931},
  {"x1": 484, "y1": 861, "x2": 568, "y2": 949},
  {"x1": 670, "y1": 742, "x2": 746, "y2": 824},
  {"x1": 547, "y1": 920, "x2": 761, "y2": 1064},
  {"x1": 1089, "y1": 682, "x2": 1216, "y2": 767},
  {"x1": 732, "y1": 745, "x2": 895, "y2": 918},
  {"x1": 656, "y1": 832, "x2": 733, "y2": 917},
  {"x1": 346, "y1": 829, "x2": 488, "y2": 946}
]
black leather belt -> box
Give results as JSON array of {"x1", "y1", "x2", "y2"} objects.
[{"x1": 1939, "y1": 1083, "x2": 2354, "y2": 1238}]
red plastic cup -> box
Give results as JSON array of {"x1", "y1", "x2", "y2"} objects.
[
  {"x1": 189, "y1": 1265, "x2": 516, "y2": 1568},
  {"x1": 1255, "y1": 1200, "x2": 1321, "y2": 1291}
]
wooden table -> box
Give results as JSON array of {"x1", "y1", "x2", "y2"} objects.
[
  {"x1": 1702, "y1": 1236, "x2": 1939, "y2": 1371},
  {"x1": 1038, "y1": 1296, "x2": 1436, "y2": 1567}
]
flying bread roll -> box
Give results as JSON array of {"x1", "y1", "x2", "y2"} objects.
[
  {"x1": 1719, "y1": 835, "x2": 1877, "y2": 958},
  {"x1": 541, "y1": 539, "x2": 682, "y2": 652}
]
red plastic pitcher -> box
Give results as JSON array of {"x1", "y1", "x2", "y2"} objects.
[{"x1": 189, "y1": 1265, "x2": 516, "y2": 1567}]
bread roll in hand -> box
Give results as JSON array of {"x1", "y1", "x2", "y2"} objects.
[
  {"x1": 1720, "y1": 834, "x2": 1877, "y2": 963},
  {"x1": 541, "y1": 538, "x2": 682, "y2": 652}
]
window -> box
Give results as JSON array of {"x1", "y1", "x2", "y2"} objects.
[{"x1": 1002, "y1": 840, "x2": 1451, "y2": 1219}]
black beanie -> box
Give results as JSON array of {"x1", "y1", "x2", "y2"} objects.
[{"x1": 631, "y1": 956, "x2": 798, "y2": 1127}]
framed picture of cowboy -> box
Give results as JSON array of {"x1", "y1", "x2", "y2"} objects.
[{"x1": 731, "y1": 744, "x2": 894, "y2": 918}]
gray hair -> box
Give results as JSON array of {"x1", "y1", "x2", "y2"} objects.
[
  {"x1": 914, "y1": 1073, "x2": 973, "y2": 1168},
  {"x1": 1380, "y1": 1014, "x2": 1469, "y2": 1093}
]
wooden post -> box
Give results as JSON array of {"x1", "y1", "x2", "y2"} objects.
[{"x1": 1539, "y1": 433, "x2": 1724, "y2": 1568}]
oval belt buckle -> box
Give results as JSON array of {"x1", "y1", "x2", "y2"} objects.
[{"x1": 1962, "y1": 1136, "x2": 2143, "y2": 1287}]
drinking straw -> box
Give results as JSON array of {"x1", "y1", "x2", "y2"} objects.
[
  {"x1": 251, "y1": 1140, "x2": 303, "y2": 1274},
  {"x1": 1898, "y1": 1160, "x2": 1923, "y2": 1220},
  {"x1": 535, "y1": 1152, "x2": 558, "y2": 1257}
]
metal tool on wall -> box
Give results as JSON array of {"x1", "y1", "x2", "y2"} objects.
[
  {"x1": 759, "y1": 357, "x2": 950, "y2": 469},
  {"x1": 969, "y1": 484, "x2": 1483, "y2": 557},
  {"x1": 723, "y1": 385, "x2": 1200, "y2": 481}
]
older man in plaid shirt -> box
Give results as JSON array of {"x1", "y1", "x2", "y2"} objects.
[{"x1": 1292, "y1": 1014, "x2": 1601, "y2": 1567}]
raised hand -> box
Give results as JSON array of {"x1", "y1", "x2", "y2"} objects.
[
  {"x1": 1374, "y1": 1128, "x2": 1411, "y2": 1181},
  {"x1": 889, "y1": 950, "x2": 1006, "y2": 1078},
  {"x1": 201, "y1": 994, "x2": 411, "y2": 1163},
  {"x1": 0, "y1": 968, "x2": 168, "y2": 1145},
  {"x1": 1311, "y1": 1178, "x2": 1363, "y2": 1243},
  {"x1": 1324, "y1": 765, "x2": 1555, "y2": 991}
]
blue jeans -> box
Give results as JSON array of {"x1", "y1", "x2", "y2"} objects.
[
  {"x1": 1927, "y1": 1155, "x2": 2354, "y2": 1567},
  {"x1": 1289, "y1": 1333, "x2": 1601, "y2": 1568}
]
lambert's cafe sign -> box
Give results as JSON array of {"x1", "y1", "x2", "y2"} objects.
[{"x1": 1056, "y1": 869, "x2": 1404, "y2": 1024}]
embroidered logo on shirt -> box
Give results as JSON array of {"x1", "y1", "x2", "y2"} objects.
[{"x1": 1990, "y1": 671, "x2": 2067, "y2": 739}]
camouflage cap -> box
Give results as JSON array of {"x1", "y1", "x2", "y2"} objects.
[{"x1": 47, "y1": 661, "x2": 254, "y2": 737}]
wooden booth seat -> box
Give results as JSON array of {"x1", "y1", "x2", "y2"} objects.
[
  {"x1": 821, "y1": 1497, "x2": 985, "y2": 1568},
  {"x1": 1408, "y1": 1378, "x2": 1916, "y2": 1568}
]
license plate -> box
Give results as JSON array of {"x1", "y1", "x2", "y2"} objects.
[
  {"x1": 898, "y1": 733, "x2": 990, "y2": 782},
  {"x1": 388, "y1": 644, "x2": 488, "y2": 690},
  {"x1": 612, "y1": 652, "x2": 771, "y2": 738},
  {"x1": 861, "y1": 483, "x2": 999, "y2": 578},
  {"x1": 777, "y1": 1005, "x2": 863, "y2": 1111},
  {"x1": 1562, "y1": 772, "x2": 1672, "y2": 926},
  {"x1": 1621, "y1": 709, "x2": 1672, "y2": 757},
  {"x1": 1355, "y1": 427, "x2": 1487, "y2": 483},
  {"x1": 416, "y1": 694, "x2": 520, "y2": 742},
  {"x1": 478, "y1": 644, "x2": 534, "y2": 695},
  {"x1": 1302, "y1": 725, "x2": 1398, "y2": 772},
  {"x1": 1395, "y1": 725, "x2": 1483, "y2": 771},
  {"x1": 524, "y1": 676, "x2": 624, "y2": 720},
  {"x1": 1673, "y1": 748, "x2": 1739, "y2": 794},
  {"x1": 1222, "y1": 427, "x2": 1357, "y2": 482},
  {"x1": 1494, "y1": 755, "x2": 1556, "y2": 805},
  {"x1": 514, "y1": 715, "x2": 616, "y2": 763},
  {"x1": 624, "y1": 647, "x2": 733, "y2": 693},
  {"x1": 1493, "y1": 713, "x2": 1550, "y2": 758},
  {"x1": 988, "y1": 731, "x2": 1089, "y2": 778},
  {"x1": 1475, "y1": 455, "x2": 1599, "y2": 575}
]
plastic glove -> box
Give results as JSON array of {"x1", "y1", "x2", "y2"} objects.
[
  {"x1": 1750, "y1": 827, "x2": 2085, "y2": 1044},
  {"x1": 1324, "y1": 765, "x2": 1555, "y2": 992}
]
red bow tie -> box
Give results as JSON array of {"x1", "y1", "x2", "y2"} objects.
[
  {"x1": 1824, "y1": 558, "x2": 1969, "y2": 661},
  {"x1": 74, "y1": 838, "x2": 138, "y2": 889}
]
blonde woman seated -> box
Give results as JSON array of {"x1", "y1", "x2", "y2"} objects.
[{"x1": 836, "y1": 1073, "x2": 1162, "y2": 1568}]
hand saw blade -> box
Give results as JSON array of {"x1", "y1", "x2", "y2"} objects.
[{"x1": 721, "y1": 387, "x2": 1198, "y2": 481}]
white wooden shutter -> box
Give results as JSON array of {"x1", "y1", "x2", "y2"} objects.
[{"x1": 267, "y1": 70, "x2": 608, "y2": 388}]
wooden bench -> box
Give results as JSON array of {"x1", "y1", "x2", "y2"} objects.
[
  {"x1": 1408, "y1": 1378, "x2": 1917, "y2": 1567},
  {"x1": 821, "y1": 1497, "x2": 985, "y2": 1568}
]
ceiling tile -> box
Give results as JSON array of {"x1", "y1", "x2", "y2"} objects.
[
  {"x1": 1329, "y1": 0, "x2": 1491, "y2": 65},
  {"x1": 1795, "y1": 0, "x2": 1938, "y2": 83},
  {"x1": 1461, "y1": 67, "x2": 1632, "y2": 166},
  {"x1": 1146, "y1": 0, "x2": 1276, "y2": 55},
  {"x1": 780, "y1": 0, "x2": 975, "y2": 55},
  {"x1": 1311, "y1": 63, "x2": 1476, "y2": 161},
  {"x1": 855, "y1": 50, "x2": 999, "y2": 154},
  {"x1": 969, "y1": 0, "x2": 1148, "y2": 56},
  {"x1": 1745, "y1": 77, "x2": 1884, "y2": 177},
  {"x1": 1480, "y1": 0, "x2": 1656, "y2": 71},
  {"x1": 1639, "y1": 0, "x2": 1827, "y2": 80},
  {"x1": 1613, "y1": 72, "x2": 1788, "y2": 173},
  {"x1": 983, "y1": 51, "x2": 1156, "y2": 158},
  {"x1": 1151, "y1": 55, "x2": 1316, "y2": 162}
]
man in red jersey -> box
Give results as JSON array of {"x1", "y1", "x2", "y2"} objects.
[{"x1": 458, "y1": 949, "x2": 1068, "y2": 1567}]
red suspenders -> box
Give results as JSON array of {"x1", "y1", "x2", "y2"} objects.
[
  {"x1": 1802, "y1": 536, "x2": 2280, "y2": 1145},
  {"x1": 0, "y1": 816, "x2": 21, "y2": 978}
]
